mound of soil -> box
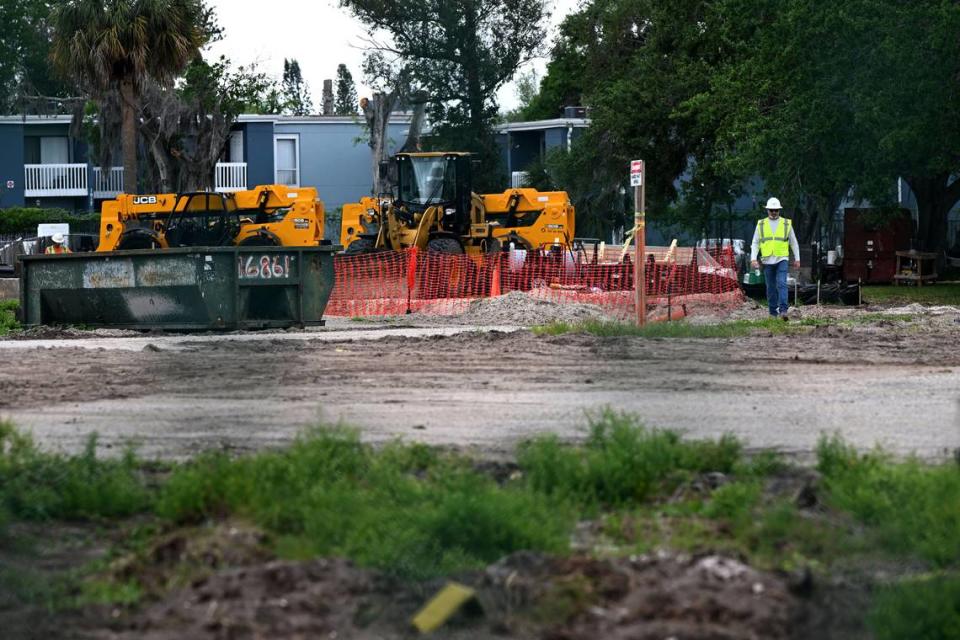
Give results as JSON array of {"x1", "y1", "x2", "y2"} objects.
[
  {"x1": 102, "y1": 550, "x2": 800, "y2": 640},
  {"x1": 405, "y1": 290, "x2": 612, "y2": 326}
]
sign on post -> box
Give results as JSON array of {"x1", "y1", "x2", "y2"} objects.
[
  {"x1": 630, "y1": 160, "x2": 646, "y2": 326},
  {"x1": 630, "y1": 160, "x2": 643, "y2": 187}
]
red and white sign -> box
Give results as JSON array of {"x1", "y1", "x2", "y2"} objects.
[
  {"x1": 5, "y1": 180, "x2": 13, "y2": 189},
  {"x1": 630, "y1": 160, "x2": 643, "y2": 187}
]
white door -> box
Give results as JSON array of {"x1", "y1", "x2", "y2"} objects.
[
  {"x1": 40, "y1": 137, "x2": 69, "y2": 164},
  {"x1": 274, "y1": 135, "x2": 299, "y2": 186},
  {"x1": 229, "y1": 131, "x2": 244, "y2": 163}
]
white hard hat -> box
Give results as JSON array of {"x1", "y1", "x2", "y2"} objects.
[
  {"x1": 765, "y1": 197, "x2": 782, "y2": 210},
  {"x1": 52, "y1": 233, "x2": 65, "y2": 244}
]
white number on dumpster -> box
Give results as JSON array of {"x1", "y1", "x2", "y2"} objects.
[{"x1": 239, "y1": 255, "x2": 292, "y2": 279}]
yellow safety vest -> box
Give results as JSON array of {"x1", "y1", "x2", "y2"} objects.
[{"x1": 757, "y1": 217, "x2": 792, "y2": 258}]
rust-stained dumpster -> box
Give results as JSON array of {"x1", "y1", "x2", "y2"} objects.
[{"x1": 19, "y1": 246, "x2": 338, "y2": 330}]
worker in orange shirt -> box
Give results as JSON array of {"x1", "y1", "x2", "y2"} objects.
[{"x1": 45, "y1": 233, "x2": 71, "y2": 255}]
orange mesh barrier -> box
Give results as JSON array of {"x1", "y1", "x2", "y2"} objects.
[{"x1": 326, "y1": 246, "x2": 744, "y2": 320}]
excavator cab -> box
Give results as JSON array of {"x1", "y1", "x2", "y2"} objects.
[{"x1": 396, "y1": 153, "x2": 473, "y2": 236}]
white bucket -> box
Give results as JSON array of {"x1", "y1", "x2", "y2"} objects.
[
  {"x1": 827, "y1": 250, "x2": 837, "y2": 265},
  {"x1": 508, "y1": 249, "x2": 527, "y2": 272}
]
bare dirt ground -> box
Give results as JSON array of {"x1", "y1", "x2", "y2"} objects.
[{"x1": 2, "y1": 301, "x2": 959, "y2": 461}]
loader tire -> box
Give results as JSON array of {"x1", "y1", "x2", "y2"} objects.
[
  {"x1": 344, "y1": 238, "x2": 376, "y2": 255},
  {"x1": 116, "y1": 229, "x2": 164, "y2": 251},
  {"x1": 237, "y1": 231, "x2": 281, "y2": 247},
  {"x1": 425, "y1": 237, "x2": 473, "y2": 298},
  {"x1": 426, "y1": 237, "x2": 463, "y2": 255}
]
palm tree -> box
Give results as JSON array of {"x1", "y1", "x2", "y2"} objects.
[{"x1": 50, "y1": 0, "x2": 208, "y2": 194}]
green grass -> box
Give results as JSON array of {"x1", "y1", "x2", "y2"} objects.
[
  {"x1": 2, "y1": 416, "x2": 960, "y2": 637},
  {"x1": 533, "y1": 317, "x2": 807, "y2": 338},
  {"x1": 869, "y1": 575, "x2": 960, "y2": 640},
  {"x1": 0, "y1": 300, "x2": 20, "y2": 336},
  {"x1": 533, "y1": 312, "x2": 923, "y2": 339},
  {"x1": 0, "y1": 422, "x2": 150, "y2": 527},
  {"x1": 518, "y1": 410, "x2": 742, "y2": 507},
  {"x1": 816, "y1": 434, "x2": 960, "y2": 567},
  {"x1": 863, "y1": 283, "x2": 960, "y2": 305},
  {"x1": 155, "y1": 428, "x2": 572, "y2": 580}
]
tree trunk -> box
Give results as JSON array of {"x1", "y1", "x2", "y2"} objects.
[
  {"x1": 399, "y1": 91, "x2": 428, "y2": 153},
  {"x1": 120, "y1": 79, "x2": 139, "y2": 195},
  {"x1": 363, "y1": 92, "x2": 397, "y2": 195},
  {"x1": 148, "y1": 137, "x2": 172, "y2": 193}
]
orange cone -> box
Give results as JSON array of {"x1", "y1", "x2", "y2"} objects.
[{"x1": 490, "y1": 257, "x2": 502, "y2": 297}]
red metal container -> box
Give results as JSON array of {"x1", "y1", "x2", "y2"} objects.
[{"x1": 842, "y1": 208, "x2": 913, "y2": 283}]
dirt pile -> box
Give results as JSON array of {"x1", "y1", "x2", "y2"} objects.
[
  {"x1": 102, "y1": 551, "x2": 799, "y2": 640},
  {"x1": 411, "y1": 290, "x2": 612, "y2": 326},
  {"x1": 480, "y1": 552, "x2": 798, "y2": 640}
]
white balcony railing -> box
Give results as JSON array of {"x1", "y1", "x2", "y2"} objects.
[
  {"x1": 24, "y1": 163, "x2": 249, "y2": 199},
  {"x1": 24, "y1": 164, "x2": 88, "y2": 197},
  {"x1": 93, "y1": 166, "x2": 124, "y2": 199},
  {"x1": 215, "y1": 162, "x2": 247, "y2": 193}
]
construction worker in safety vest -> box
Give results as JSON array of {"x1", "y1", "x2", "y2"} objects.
[
  {"x1": 44, "y1": 233, "x2": 71, "y2": 255},
  {"x1": 750, "y1": 198, "x2": 800, "y2": 319}
]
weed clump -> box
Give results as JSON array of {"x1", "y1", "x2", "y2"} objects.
[
  {"x1": 816, "y1": 434, "x2": 960, "y2": 566},
  {"x1": 0, "y1": 300, "x2": 19, "y2": 336},
  {"x1": 157, "y1": 428, "x2": 571, "y2": 579},
  {"x1": 0, "y1": 421, "x2": 149, "y2": 523},
  {"x1": 518, "y1": 410, "x2": 742, "y2": 508},
  {"x1": 869, "y1": 576, "x2": 960, "y2": 640}
]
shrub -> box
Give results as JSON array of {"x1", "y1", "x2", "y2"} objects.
[
  {"x1": 817, "y1": 434, "x2": 960, "y2": 566},
  {"x1": 518, "y1": 410, "x2": 743, "y2": 507},
  {"x1": 0, "y1": 208, "x2": 99, "y2": 235},
  {"x1": 0, "y1": 300, "x2": 21, "y2": 336},
  {"x1": 869, "y1": 576, "x2": 960, "y2": 640},
  {"x1": 157, "y1": 427, "x2": 571, "y2": 579},
  {"x1": 0, "y1": 422, "x2": 150, "y2": 522}
]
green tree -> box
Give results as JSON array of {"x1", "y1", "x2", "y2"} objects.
[
  {"x1": 334, "y1": 63, "x2": 358, "y2": 115},
  {"x1": 520, "y1": 12, "x2": 591, "y2": 121},
  {"x1": 0, "y1": 1, "x2": 73, "y2": 112},
  {"x1": 140, "y1": 56, "x2": 277, "y2": 192},
  {"x1": 841, "y1": 0, "x2": 960, "y2": 253},
  {"x1": 281, "y1": 58, "x2": 312, "y2": 116},
  {"x1": 502, "y1": 69, "x2": 539, "y2": 122},
  {"x1": 341, "y1": 0, "x2": 548, "y2": 191},
  {"x1": 526, "y1": 0, "x2": 729, "y2": 238},
  {"x1": 676, "y1": 0, "x2": 857, "y2": 243},
  {"x1": 50, "y1": 0, "x2": 209, "y2": 194}
]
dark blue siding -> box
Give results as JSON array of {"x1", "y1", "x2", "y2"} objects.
[{"x1": 0, "y1": 124, "x2": 25, "y2": 207}]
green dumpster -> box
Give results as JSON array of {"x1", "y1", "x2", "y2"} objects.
[{"x1": 19, "y1": 246, "x2": 338, "y2": 330}]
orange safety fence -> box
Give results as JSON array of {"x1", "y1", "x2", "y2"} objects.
[{"x1": 325, "y1": 245, "x2": 744, "y2": 320}]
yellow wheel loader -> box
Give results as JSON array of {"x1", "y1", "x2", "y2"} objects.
[
  {"x1": 97, "y1": 184, "x2": 326, "y2": 252},
  {"x1": 340, "y1": 152, "x2": 575, "y2": 257}
]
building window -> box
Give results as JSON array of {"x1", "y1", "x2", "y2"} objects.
[
  {"x1": 274, "y1": 135, "x2": 299, "y2": 186},
  {"x1": 41, "y1": 137, "x2": 70, "y2": 164}
]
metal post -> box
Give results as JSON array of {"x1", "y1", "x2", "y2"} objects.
[{"x1": 634, "y1": 181, "x2": 646, "y2": 326}]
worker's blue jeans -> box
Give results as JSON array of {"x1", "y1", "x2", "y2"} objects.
[{"x1": 763, "y1": 260, "x2": 789, "y2": 317}]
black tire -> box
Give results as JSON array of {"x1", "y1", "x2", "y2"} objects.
[
  {"x1": 424, "y1": 237, "x2": 475, "y2": 298},
  {"x1": 237, "y1": 231, "x2": 281, "y2": 247},
  {"x1": 116, "y1": 230, "x2": 164, "y2": 251},
  {"x1": 344, "y1": 237, "x2": 376, "y2": 255},
  {"x1": 426, "y1": 237, "x2": 463, "y2": 255}
]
